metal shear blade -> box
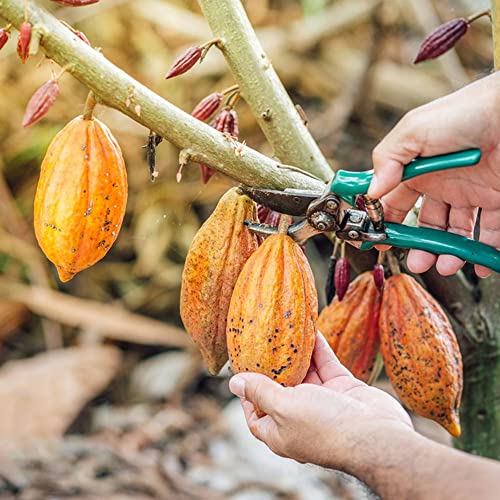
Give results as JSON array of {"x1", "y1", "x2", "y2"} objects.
[{"x1": 239, "y1": 186, "x2": 321, "y2": 216}]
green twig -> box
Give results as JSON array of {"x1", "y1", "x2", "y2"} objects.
[
  {"x1": 0, "y1": 0, "x2": 323, "y2": 194},
  {"x1": 197, "y1": 0, "x2": 333, "y2": 181}
]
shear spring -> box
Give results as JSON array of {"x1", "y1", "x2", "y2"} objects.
[{"x1": 363, "y1": 195, "x2": 384, "y2": 231}]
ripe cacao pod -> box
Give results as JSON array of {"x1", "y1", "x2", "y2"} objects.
[
  {"x1": 227, "y1": 233, "x2": 317, "y2": 390},
  {"x1": 180, "y1": 188, "x2": 259, "y2": 375},
  {"x1": 379, "y1": 273, "x2": 463, "y2": 437},
  {"x1": 34, "y1": 116, "x2": 128, "y2": 282},
  {"x1": 318, "y1": 271, "x2": 381, "y2": 383}
]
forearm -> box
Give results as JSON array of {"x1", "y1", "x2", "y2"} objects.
[{"x1": 340, "y1": 425, "x2": 500, "y2": 499}]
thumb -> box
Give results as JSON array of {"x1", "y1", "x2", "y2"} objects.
[
  {"x1": 229, "y1": 373, "x2": 285, "y2": 416},
  {"x1": 368, "y1": 112, "x2": 424, "y2": 199}
]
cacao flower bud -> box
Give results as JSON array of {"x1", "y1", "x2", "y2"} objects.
[
  {"x1": 199, "y1": 164, "x2": 216, "y2": 184},
  {"x1": 165, "y1": 46, "x2": 202, "y2": 79},
  {"x1": 191, "y1": 92, "x2": 222, "y2": 121},
  {"x1": 76, "y1": 30, "x2": 91, "y2": 46},
  {"x1": 17, "y1": 21, "x2": 32, "y2": 64},
  {"x1": 373, "y1": 263, "x2": 385, "y2": 292},
  {"x1": 51, "y1": 0, "x2": 99, "y2": 5},
  {"x1": 0, "y1": 29, "x2": 9, "y2": 50},
  {"x1": 22, "y1": 80, "x2": 60, "y2": 127},
  {"x1": 334, "y1": 257, "x2": 350, "y2": 301},
  {"x1": 414, "y1": 18, "x2": 469, "y2": 64},
  {"x1": 257, "y1": 204, "x2": 270, "y2": 223},
  {"x1": 325, "y1": 255, "x2": 337, "y2": 305}
]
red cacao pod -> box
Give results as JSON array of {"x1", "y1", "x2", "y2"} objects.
[
  {"x1": 180, "y1": 188, "x2": 259, "y2": 375},
  {"x1": 227, "y1": 233, "x2": 317, "y2": 389},
  {"x1": 17, "y1": 21, "x2": 31, "y2": 64},
  {"x1": 414, "y1": 18, "x2": 469, "y2": 64},
  {"x1": 34, "y1": 116, "x2": 128, "y2": 282},
  {"x1": 165, "y1": 46, "x2": 202, "y2": 79},
  {"x1": 379, "y1": 273, "x2": 463, "y2": 437},
  {"x1": 191, "y1": 92, "x2": 222, "y2": 121},
  {"x1": 334, "y1": 257, "x2": 350, "y2": 301},
  {"x1": 318, "y1": 271, "x2": 381, "y2": 383},
  {"x1": 22, "y1": 80, "x2": 60, "y2": 127},
  {"x1": 0, "y1": 29, "x2": 9, "y2": 50}
]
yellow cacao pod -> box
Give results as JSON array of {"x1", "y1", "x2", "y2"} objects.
[
  {"x1": 379, "y1": 273, "x2": 463, "y2": 437},
  {"x1": 34, "y1": 116, "x2": 127, "y2": 282},
  {"x1": 227, "y1": 233, "x2": 317, "y2": 388},
  {"x1": 318, "y1": 271, "x2": 381, "y2": 383},
  {"x1": 180, "y1": 188, "x2": 259, "y2": 375}
]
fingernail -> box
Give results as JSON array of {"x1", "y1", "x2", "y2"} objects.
[
  {"x1": 229, "y1": 375, "x2": 246, "y2": 397},
  {"x1": 367, "y1": 175, "x2": 379, "y2": 197}
]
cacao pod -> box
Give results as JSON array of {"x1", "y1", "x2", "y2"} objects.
[
  {"x1": 318, "y1": 271, "x2": 381, "y2": 383},
  {"x1": 34, "y1": 116, "x2": 128, "y2": 282},
  {"x1": 227, "y1": 233, "x2": 317, "y2": 390},
  {"x1": 180, "y1": 188, "x2": 259, "y2": 375},
  {"x1": 379, "y1": 273, "x2": 463, "y2": 437}
]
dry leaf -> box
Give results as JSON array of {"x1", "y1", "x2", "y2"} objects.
[
  {"x1": 0, "y1": 345, "x2": 121, "y2": 440},
  {"x1": 0, "y1": 299, "x2": 29, "y2": 342}
]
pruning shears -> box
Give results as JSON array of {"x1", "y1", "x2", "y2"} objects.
[{"x1": 241, "y1": 148, "x2": 500, "y2": 273}]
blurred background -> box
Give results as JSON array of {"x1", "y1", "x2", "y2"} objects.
[{"x1": 0, "y1": 0, "x2": 493, "y2": 498}]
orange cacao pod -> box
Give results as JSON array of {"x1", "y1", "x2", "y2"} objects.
[
  {"x1": 34, "y1": 116, "x2": 127, "y2": 282},
  {"x1": 318, "y1": 271, "x2": 381, "y2": 383},
  {"x1": 379, "y1": 273, "x2": 463, "y2": 437},
  {"x1": 180, "y1": 188, "x2": 259, "y2": 375},
  {"x1": 227, "y1": 233, "x2": 317, "y2": 388}
]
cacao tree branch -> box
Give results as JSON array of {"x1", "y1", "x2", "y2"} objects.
[
  {"x1": 197, "y1": 0, "x2": 333, "y2": 180},
  {"x1": 492, "y1": 0, "x2": 500, "y2": 69},
  {"x1": 0, "y1": 0, "x2": 324, "y2": 194}
]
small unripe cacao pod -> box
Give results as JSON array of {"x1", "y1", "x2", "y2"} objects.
[
  {"x1": 227, "y1": 233, "x2": 317, "y2": 389},
  {"x1": 334, "y1": 257, "x2": 350, "y2": 301},
  {"x1": 318, "y1": 271, "x2": 381, "y2": 383},
  {"x1": 379, "y1": 273, "x2": 463, "y2": 437},
  {"x1": 180, "y1": 188, "x2": 259, "y2": 375},
  {"x1": 34, "y1": 116, "x2": 127, "y2": 282}
]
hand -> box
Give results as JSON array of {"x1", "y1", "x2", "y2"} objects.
[
  {"x1": 368, "y1": 72, "x2": 500, "y2": 278},
  {"x1": 228, "y1": 333, "x2": 412, "y2": 471}
]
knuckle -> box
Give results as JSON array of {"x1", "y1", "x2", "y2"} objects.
[
  {"x1": 401, "y1": 108, "x2": 421, "y2": 125},
  {"x1": 371, "y1": 145, "x2": 384, "y2": 166},
  {"x1": 248, "y1": 420, "x2": 262, "y2": 440}
]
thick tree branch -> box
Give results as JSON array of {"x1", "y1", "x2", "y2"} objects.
[
  {"x1": 198, "y1": 0, "x2": 333, "y2": 180},
  {"x1": 492, "y1": 0, "x2": 500, "y2": 70},
  {"x1": 0, "y1": 0, "x2": 324, "y2": 194}
]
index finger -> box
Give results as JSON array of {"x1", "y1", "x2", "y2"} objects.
[{"x1": 313, "y1": 332, "x2": 352, "y2": 382}]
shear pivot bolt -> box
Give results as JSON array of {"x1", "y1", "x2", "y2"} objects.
[
  {"x1": 348, "y1": 230, "x2": 359, "y2": 239},
  {"x1": 326, "y1": 200, "x2": 338, "y2": 211},
  {"x1": 310, "y1": 212, "x2": 331, "y2": 231},
  {"x1": 349, "y1": 212, "x2": 363, "y2": 223}
]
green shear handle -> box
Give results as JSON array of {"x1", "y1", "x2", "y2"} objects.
[
  {"x1": 361, "y1": 223, "x2": 500, "y2": 273},
  {"x1": 330, "y1": 148, "x2": 500, "y2": 272},
  {"x1": 331, "y1": 148, "x2": 482, "y2": 205}
]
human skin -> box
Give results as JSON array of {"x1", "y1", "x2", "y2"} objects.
[
  {"x1": 229, "y1": 334, "x2": 500, "y2": 499},
  {"x1": 368, "y1": 71, "x2": 500, "y2": 278},
  {"x1": 229, "y1": 73, "x2": 500, "y2": 498}
]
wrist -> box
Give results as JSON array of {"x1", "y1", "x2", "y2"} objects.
[{"x1": 334, "y1": 422, "x2": 425, "y2": 496}]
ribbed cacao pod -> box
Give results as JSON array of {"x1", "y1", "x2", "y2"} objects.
[
  {"x1": 318, "y1": 271, "x2": 381, "y2": 383},
  {"x1": 34, "y1": 116, "x2": 128, "y2": 282},
  {"x1": 379, "y1": 273, "x2": 463, "y2": 437},
  {"x1": 227, "y1": 233, "x2": 317, "y2": 390},
  {"x1": 180, "y1": 188, "x2": 259, "y2": 375}
]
